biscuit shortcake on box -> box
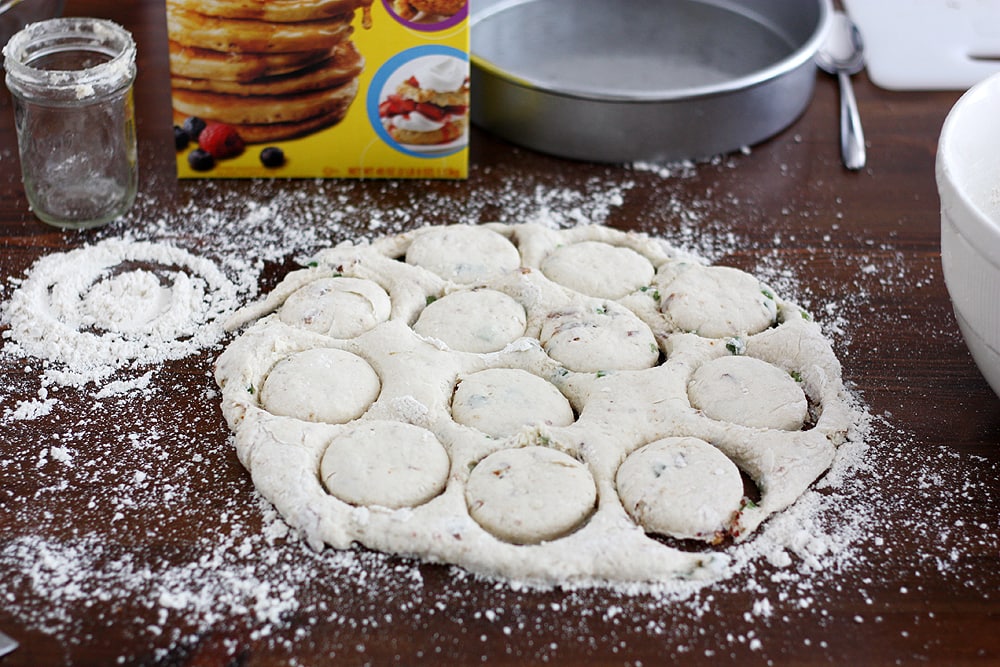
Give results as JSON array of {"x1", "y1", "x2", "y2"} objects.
[{"x1": 379, "y1": 57, "x2": 469, "y2": 145}]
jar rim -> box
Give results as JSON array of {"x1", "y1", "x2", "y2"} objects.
[{"x1": 3, "y1": 17, "x2": 136, "y2": 99}]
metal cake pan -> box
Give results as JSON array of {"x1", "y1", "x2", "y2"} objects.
[{"x1": 470, "y1": 0, "x2": 832, "y2": 163}]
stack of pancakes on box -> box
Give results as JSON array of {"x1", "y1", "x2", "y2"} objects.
[{"x1": 167, "y1": 0, "x2": 374, "y2": 143}]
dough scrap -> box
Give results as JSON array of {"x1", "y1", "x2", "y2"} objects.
[
  {"x1": 215, "y1": 222, "x2": 856, "y2": 588},
  {"x1": 465, "y1": 446, "x2": 597, "y2": 544}
]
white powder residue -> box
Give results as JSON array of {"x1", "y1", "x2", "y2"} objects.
[
  {"x1": 1, "y1": 239, "x2": 252, "y2": 392},
  {"x1": 0, "y1": 159, "x2": 995, "y2": 663},
  {"x1": 5, "y1": 396, "x2": 56, "y2": 420}
]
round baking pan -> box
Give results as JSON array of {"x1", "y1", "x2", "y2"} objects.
[{"x1": 470, "y1": 0, "x2": 832, "y2": 163}]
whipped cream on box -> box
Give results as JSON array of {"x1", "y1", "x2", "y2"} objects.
[
  {"x1": 389, "y1": 113, "x2": 445, "y2": 132},
  {"x1": 416, "y1": 57, "x2": 466, "y2": 93}
]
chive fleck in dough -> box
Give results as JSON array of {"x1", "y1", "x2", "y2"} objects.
[
  {"x1": 320, "y1": 421, "x2": 450, "y2": 509},
  {"x1": 260, "y1": 347, "x2": 380, "y2": 423},
  {"x1": 616, "y1": 436, "x2": 744, "y2": 541},
  {"x1": 465, "y1": 446, "x2": 597, "y2": 544},
  {"x1": 451, "y1": 368, "x2": 574, "y2": 438},
  {"x1": 688, "y1": 355, "x2": 808, "y2": 431}
]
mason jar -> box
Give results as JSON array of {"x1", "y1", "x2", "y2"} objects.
[{"x1": 3, "y1": 17, "x2": 137, "y2": 229}]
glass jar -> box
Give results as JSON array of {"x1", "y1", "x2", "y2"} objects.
[{"x1": 3, "y1": 17, "x2": 137, "y2": 229}]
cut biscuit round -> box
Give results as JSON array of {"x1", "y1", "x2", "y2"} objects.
[
  {"x1": 541, "y1": 241, "x2": 655, "y2": 299},
  {"x1": 540, "y1": 302, "x2": 659, "y2": 372},
  {"x1": 278, "y1": 277, "x2": 391, "y2": 339},
  {"x1": 405, "y1": 225, "x2": 520, "y2": 285},
  {"x1": 166, "y1": 6, "x2": 356, "y2": 53},
  {"x1": 320, "y1": 421, "x2": 451, "y2": 509},
  {"x1": 168, "y1": 0, "x2": 373, "y2": 23},
  {"x1": 466, "y1": 446, "x2": 597, "y2": 544},
  {"x1": 451, "y1": 369, "x2": 574, "y2": 438},
  {"x1": 413, "y1": 289, "x2": 526, "y2": 353},
  {"x1": 658, "y1": 262, "x2": 778, "y2": 338},
  {"x1": 688, "y1": 355, "x2": 808, "y2": 431},
  {"x1": 260, "y1": 347, "x2": 380, "y2": 423},
  {"x1": 616, "y1": 436, "x2": 744, "y2": 541}
]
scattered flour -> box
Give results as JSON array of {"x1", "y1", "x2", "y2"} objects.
[
  {"x1": 1, "y1": 239, "x2": 252, "y2": 391},
  {"x1": 0, "y1": 159, "x2": 995, "y2": 664}
]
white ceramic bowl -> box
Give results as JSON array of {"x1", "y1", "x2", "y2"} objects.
[{"x1": 937, "y1": 72, "x2": 1000, "y2": 400}]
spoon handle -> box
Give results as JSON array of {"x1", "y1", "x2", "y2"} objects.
[{"x1": 837, "y1": 70, "x2": 866, "y2": 171}]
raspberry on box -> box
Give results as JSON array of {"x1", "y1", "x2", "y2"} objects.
[{"x1": 199, "y1": 123, "x2": 245, "y2": 159}]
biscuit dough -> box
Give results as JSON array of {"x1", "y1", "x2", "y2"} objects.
[
  {"x1": 320, "y1": 420, "x2": 450, "y2": 509},
  {"x1": 259, "y1": 347, "x2": 380, "y2": 424},
  {"x1": 451, "y1": 368, "x2": 575, "y2": 438},
  {"x1": 216, "y1": 222, "x2": 855, "y2": 587},
  {"x1": 466, "y1": 446, "x2": 597, "y2": 545},
  {"x1": 541, "y1": 241, "x2": 655, "y2": 299},
  {"x1": 278, "y1": 276, "x2": 390, "y2": 338},
  {"x1": 616, "y1": 436, "x2": 745, "y2": 541},
  {"x1": 413, "y1": 289, "x2": 526, "y2": 353},
  {"x1": 688, "y1": 355, "x2": 808, "y2": 431}
]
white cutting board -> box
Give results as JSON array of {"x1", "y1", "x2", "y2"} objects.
[{"x1": 843, "y1": 0, "x2": 1000, "y2": 90}]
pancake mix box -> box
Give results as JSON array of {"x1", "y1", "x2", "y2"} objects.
[{"x1": 164, "y1": 0, "x2": 469, "y2": 178}]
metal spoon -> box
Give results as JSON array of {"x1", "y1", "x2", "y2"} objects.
[
  {"x1": 816, "y1": 11, "x2": 867, "y2": 171},
  {"x1": 0, "y1": 0, "x2": 24, "y2": 15}
]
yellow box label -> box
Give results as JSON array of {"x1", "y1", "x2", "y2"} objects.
[{"x1": 167, "y1": 0, "x2": 469, "y2": 179}]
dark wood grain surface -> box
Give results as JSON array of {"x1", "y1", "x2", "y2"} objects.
[{"x1": 1, "y1": 1, "x2": 998, "y2": 665}]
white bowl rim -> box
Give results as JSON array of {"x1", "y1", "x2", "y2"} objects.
[{"x1": 937, "y1": 71, "x2": 1000, "y2": 266}]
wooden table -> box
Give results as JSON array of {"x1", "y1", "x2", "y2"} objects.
[{"x1": 1, "y1": 2, "x2": 997, "y2": 665}]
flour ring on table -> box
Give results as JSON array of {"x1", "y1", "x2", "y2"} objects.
[
  {"x1": 539, "y1": 302, "x2": 659, "y2": 372},
  {"x1": 3, "y1": 239, "x2": 241, "y2": 386},
  {"x1": 658, "y1": 262, "x2": 778, "y2": 338},
  {"x1": 278, "y1": 276, "x2": 390, "y2": 338},
  {"x1": 320, "y1": 420, "x2": 450, "y2": 509},
  {"x1": 259, "y1": 347, "x2": 380, "y2": 423},
  {"x1": 540, "y1": 241, "x2": 655, "y2": 299},
  {"x1": 413, "y1": 289, "x2": 526, "y2": 353},
  {"x1": 465, "y1": 446, "x2": 597, "y2": 544},
  {"x1": 451, "y1": 368, "x2": 575, "y2": 438},
  {"x1": 404, "y1": 225, "x2": 521, "y2": 285},
  {"x1": 688, "y1": 355, "x2": 808, "y2": 431},
  {"x1": 616, "y1": 436, "x2": 745, "y2": 541}
]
